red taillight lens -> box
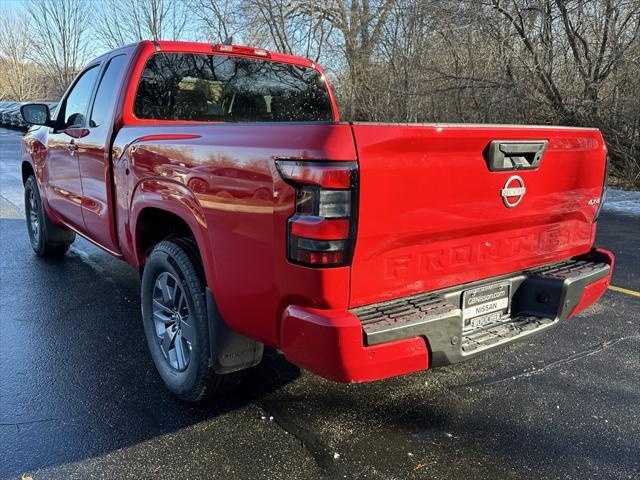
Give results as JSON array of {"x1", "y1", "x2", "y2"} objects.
[
  {"x1": 290, "y1": 217, "x2": 350, "y2": 239},
  {"x1": 276, "y1": 160, "x2": 357, "y2": 268},
  {"x1": 293, "y1": 248, "x2": 345, "y2": 266},
  {"x1": 275, "y1": 162, "x2": 352, "y2": 189}
]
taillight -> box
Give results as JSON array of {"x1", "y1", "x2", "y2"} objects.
[{"x1": 276, "y1": 160, "x2": 358, "y2": 267}]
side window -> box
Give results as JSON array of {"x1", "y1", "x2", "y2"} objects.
[
  {"x1": 90, "y1": 55, "x2": 127, "y2": 128},
  {"x1": 59, "y1": 65, "x2": 100, "y2": 128}
]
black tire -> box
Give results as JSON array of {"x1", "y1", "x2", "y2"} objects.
[
  {"x1": 24, "y1": 176, "x2": 75, "y2": 257},
  {"x1": 141, "y1": 238, "x2": 236, "y2": 402}
]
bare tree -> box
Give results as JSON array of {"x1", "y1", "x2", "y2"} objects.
[
  {"x1": 95, "y1": 0, "x2": 190, "y2": 49},
  {"x1": 485, "y1": 0, "x2": 640, "y2": 183},
  {"x1": 191, "y1": 0, "x2": 238, "y2": 41},
  {"x1": 27, "y1": 0, "x2": 92, "y2": 96},
  {"x1": 322, "y1": 0, "x2": 396, "y2": 119},
  {"x1": 485, "y1": 0, "x2": 638, "y2": 120},
  {"x1": 240, "y1": 0, "x2": 335, "y2": 62},
  {"x1": 0, "y1": 13, "x2": 43, "y2": 100},
  {"x1": 304, "y1": 0, "x2": 638, "y2": 185},
  {"x1": 15, "y1": 0, "x2": 637, "y2": 185}
]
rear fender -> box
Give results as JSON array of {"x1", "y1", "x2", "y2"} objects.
[
  {"x1": 130, "y1": 178, "x2": 263, "y2": 372},
  {"x1": 130, "y1": 178, "x2": 212, "y2": 278}
]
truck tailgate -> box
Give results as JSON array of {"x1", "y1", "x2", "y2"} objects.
[{"x1": 349, "y1": 123, "x2": 607, "y2": 307}]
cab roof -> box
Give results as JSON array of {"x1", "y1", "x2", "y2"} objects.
[{"x1": 94, "y1": 40, "x2": 315, "y2": 69}]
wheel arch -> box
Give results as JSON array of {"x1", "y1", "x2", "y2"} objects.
[
  {"x1": 21, "y1": 161, "x2": 35, "y2": 185},
  {"x1": 130, "y1": 178, "x2": 216, "y2": 288}
]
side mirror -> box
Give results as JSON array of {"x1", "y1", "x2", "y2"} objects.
[{"x1": 21, "y1": 103, "x2": 54, "y2": 127}]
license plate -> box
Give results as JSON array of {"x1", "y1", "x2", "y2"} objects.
[{"x1": 462, "y1": 281, "x2": 510, "y2": 331}]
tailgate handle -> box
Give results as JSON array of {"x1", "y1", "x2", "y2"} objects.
[{"x1": 484, "y1": 140, "x2": 548, "y2": 171}]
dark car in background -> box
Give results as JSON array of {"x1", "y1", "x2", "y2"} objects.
[
  {"x1": 0, "y1": 102, "x2": 20, "y2": 123},
  {"x1": 10, "y1": 109, "x2": 25, "y2": 127},
  {"x1": 2, "y1": 103, "x2": 25, "y2": 125}
]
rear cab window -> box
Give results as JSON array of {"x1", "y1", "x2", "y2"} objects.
[{"x1": 133, "y1": 53, "x2": 334, "y2": 122}]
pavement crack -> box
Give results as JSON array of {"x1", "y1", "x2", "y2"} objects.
[
  {"x1": 457, "y1": 335, "x2": 639, "y2": 389},
  {"x1": 1, "y1": 417, "x2": 59, "y2": 435},
  {"x1": 0, "y1": 418, "x2": 57, "y2": 427},
  {"x1": 255, "y1": 401, "x2": 336, "y2": 480}
]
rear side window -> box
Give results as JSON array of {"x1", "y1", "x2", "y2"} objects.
[
  {"x1": 90, "y1": 55, "x2": 127, "y2": 127},
  {"x1": 134, "y1": 53, "x2": 333, "y2": 122}
]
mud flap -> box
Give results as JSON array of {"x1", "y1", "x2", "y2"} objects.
[
  {"x1": 205, "y1": 288, "x2": 263, "y2": 374},
  {"x1": 41, "y1": 204, "x2": 75, "y2": 245}
]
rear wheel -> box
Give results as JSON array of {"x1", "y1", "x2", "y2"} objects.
[
  {"x1": 141, "y1": 239, "x2": 237, "y2": 401},
  {"x1": 24, "y1": 176, "x2": 74, "y2": 257}
]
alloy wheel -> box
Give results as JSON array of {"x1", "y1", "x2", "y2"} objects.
[
  {"x1": 152, "y1": 272, "x2": 193, "y2": 371},
  {"x1": 28, "y1": 189, "x2": 39, "y2": 245}
]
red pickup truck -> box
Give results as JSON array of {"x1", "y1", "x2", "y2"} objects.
[{"x1": 20, "y1": 40, "x2": 614, "y2": 401}]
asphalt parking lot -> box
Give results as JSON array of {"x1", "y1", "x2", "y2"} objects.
[{"x1": 0, "y1": 127, "x2": 638, "y2": 480}]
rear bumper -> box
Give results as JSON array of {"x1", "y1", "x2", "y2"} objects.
[{"x1": 280, "y1": 248, "x2": 614, "y2": 383}]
